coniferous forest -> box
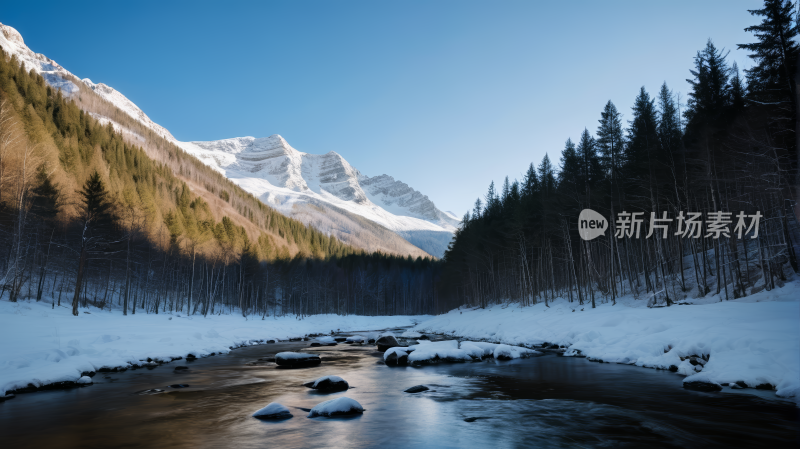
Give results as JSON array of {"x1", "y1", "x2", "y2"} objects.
[
  {"x1": 0, "y1": 0, "x2": 799, "y2": 319},
  {"x1": 0, "y1": 49, "x2": 441, "y2": 318},
  {"x1": 438, "y1": 0, "x2": 800, "y2": 311}
]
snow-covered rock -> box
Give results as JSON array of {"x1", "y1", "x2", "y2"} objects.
[
  {"x1": 345, "y1": 336, "x2": 365, "y2": 343},
  {"x1": 307, "y1": 397, "x2": 364, "y2": 418},
  {"x1": 406, "y1": 340, "x2": 475, "y2": 365},
  {"x1": 252, "y1": 402, "x2": 292, "y2": 420},
  {"x1": 76, "y1": 376, "x2": 93, "y2": 385},
  {"x1": 375, "y1": 335, "x2": 400, "y2": 352},
  {"x1": 315, "y1": 336, "x2": 337, "y2": 345},
  {"x1": 384, "y1": 347, "x2": 413, "y2": 366},
  {"x1": 275, "y1": 352, "x2": 321, "y2": 367},
  {"x1": 303, "y1": 375, "x2": 349, "y2": 392}
]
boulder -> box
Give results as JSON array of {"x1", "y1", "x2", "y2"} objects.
[
  {"x1": 168, "y1": 384, "x2": 190, "y2": 388},
  {"x1": 252, "y1": 402, "x2": 293, "y2": 420},
  {"x1": 303, "y1": 375, "x2": 349, "y2": 392},
  {"x1": 683, "y1": 381, "x2": 722, "y2": 392},
  {"x1": 334, "y1": 337, "x2": 348, "y2": 342},
  {"x1": 275, "y1": 352, "x2": 321, "y2": 368},
  {"x1": 376, "y1": 335, "x2": 400, "y2": 352},
  {"x1": 307, "y1": 397, "x2": 364, "y2": 418},
  {"x1": 404, "y1": 385, "x2": 429, "y2": 393},
  {"x1": 384, "y1": 347, "x2": 411, "y2": 366},
  {"x1": 755, "y1": 383, "x2": 775, "y2": 390},
  {"x1": 309, "y1": 342, "x2": 322, "y2": 347}
]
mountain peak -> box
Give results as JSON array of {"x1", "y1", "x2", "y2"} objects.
[{"x1": 0, "y1": 24, "x2": 24, "y2": 46}]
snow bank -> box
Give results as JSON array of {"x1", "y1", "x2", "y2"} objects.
[
  {"x1": 414, "y1": 279, "x2": 800, "y2": 400},
  {"x1": 407, "y1": 340, "x2": 473, "y2": 364},
  {"x1": 492, "y1": 344, "x2": 539, "y2": 360},
  {"x1": 307, "y1": 397, "x2": 364, "y2": 417},
  {"x1": 0, "y1": 300, "x2": 426, "y2": 395}
]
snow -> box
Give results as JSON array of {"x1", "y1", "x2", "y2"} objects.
[
  {"x1": 179, "y1": 136, "x2": 457, "y2": 257},
  {"x1": 406, "y1": 340, "x2": 474, "y2": 364},
  {"x1": 307, "y1": 375, "x2": 347, "y2": 388},
  {"x1": 400, "y1": 331, "x2": 422, "y2": 338},
  {"x1": 345, "y1": 336, "x2": 365, "y2": 343},
  {"x1": 307, "y1": 397, "x2": 364, "y2": 417},
  {"x1": 383, "y1": 347, "x2": 412, "y2": 361},
  {"x1": 275, "y1": 352, "x2": 318, "y2": 361},
  {"x1": 252, "y1": 402, "x2": 292, "y2": 419},
  {"x1": 0, "y1": 299, "x2": 426, "y2": 395},
  {"x1": 492, "y1": 344, "x2": 539, "y2": 359},
  {"x1": 76, "y1": 376, "x2": 92, "y2": 385},
  {"x1": 315, "y1": 336, "x2": 336, "y2": 344},
  {"x1": 414, "y1": 278, "x2": 800, "y2": 401}
]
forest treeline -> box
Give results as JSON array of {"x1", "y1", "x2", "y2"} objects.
[
  {"x1": 439, "y1": 0, "x2": 800, "y2": 311},
  {"x1": 0, "y1": 44, "x2": 441, "y2": 317}
]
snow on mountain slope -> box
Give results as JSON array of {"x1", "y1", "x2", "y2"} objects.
[
  {"x1": 179, "y1": 136, "x2": 457, "y2": 257},
  {"x1": 0, "y1": 22, "x2": 457, "y2": 258},
  {"x1": 0, "y1": 23, "x2": 80, "y2": 96}
]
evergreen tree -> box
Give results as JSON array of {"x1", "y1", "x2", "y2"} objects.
[
  {"x1": 597, "y1": 101, "x2": 625, "y2": 179},
  {"x1": 738, "y1": 0, "x2": 798, "y2": 105},
  {"x1": 685, "y1": 39, "x2": 731, "y2": 131},
  {"x1": 625, "y1": 87, "x2": 659, "y2": 194},
  {"x1": 71, "y1": 171, "x2": 115, "y2": 316}
]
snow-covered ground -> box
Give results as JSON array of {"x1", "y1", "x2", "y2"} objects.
[
  {"x1": 0, "y1": 300, "x2": 425, "y2": 396},
  {"x1": 413, "y1": 277, "x2": 800, "y2": 402}
]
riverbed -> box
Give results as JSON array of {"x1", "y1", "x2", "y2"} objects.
[{"x1": 0, "y1": 333, "x2": 797, "y2": 448}]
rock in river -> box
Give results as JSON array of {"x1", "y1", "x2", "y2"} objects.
[
  {"x1": 252, "y1": 402, "x2": 293, "y2": 420},
  {"x1": 307, "y1": 397, "x2": 364, "y2": 418},
  {"x1": 376, "y1": 335, "x2": 400, "y2": 352},
  {"x1": 404, "y1": 385, "x2": 429, "y2": 393},
  {"x1": 275, "y1": 352, "x2": 321, "y2": 368},
  {"x1": 303, "y1": 375, "x2": 349, "y2": 392}
]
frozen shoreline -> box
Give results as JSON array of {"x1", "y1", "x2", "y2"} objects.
[
  {"x1": 0, "y1": 300, "x2": 424, "y2": 396},
  {"x1": 412, "y1": 278, "x2": 800, "y2": 403}
]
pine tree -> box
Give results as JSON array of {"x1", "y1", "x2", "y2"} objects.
[
  {"x1": 738, "y1": 0, "x2": 799, "y2": 105},
  {"x1": 685, "y1": 39, "x2": 731, "y2": 130},
  {"x1": 71, "y1": 171, "x2": 115, "y2": 316}
]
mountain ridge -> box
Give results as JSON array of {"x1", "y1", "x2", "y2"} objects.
[{"x1": 0, "y1": 22, "x2": 456, "y2": 258}]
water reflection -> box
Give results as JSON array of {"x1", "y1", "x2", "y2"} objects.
[{"x1": 0, "y1": 339, "x2": 797, "y2": 448}]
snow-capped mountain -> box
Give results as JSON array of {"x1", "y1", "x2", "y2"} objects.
[
  {"x1": 179, "y1": 136, "x2": 459, "y2": 257},
  {"x1": 0, "y1": 22, "x2": 457, "y2": 258}
]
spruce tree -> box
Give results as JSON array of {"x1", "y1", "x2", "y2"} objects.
[{"x1": 72, "y1": 171, "x2": 114, "y2": 316}]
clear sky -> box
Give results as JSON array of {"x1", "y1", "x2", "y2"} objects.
[{"x1": 3, "y1": 0, "x2": 763, "y2": 216}]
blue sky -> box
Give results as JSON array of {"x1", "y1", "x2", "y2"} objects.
[{"x1": 3, "y1": 1, "x2": 763, "y2": 216}]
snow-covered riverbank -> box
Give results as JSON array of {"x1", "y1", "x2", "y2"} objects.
[
  {"x1": 0, "y1": 301, "x2": 425, "y2": 396},
  {"x1": 412, "y1": 279, "x2": 800, "y2": 402}
]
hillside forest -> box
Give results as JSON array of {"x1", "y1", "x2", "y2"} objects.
[{"x1": 0, "y1": 0, "x2": 799, "y2": 318}]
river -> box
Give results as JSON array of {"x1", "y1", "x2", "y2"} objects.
[{"x1": 1, "y1": 331, "x2": 797, "y2": 448}]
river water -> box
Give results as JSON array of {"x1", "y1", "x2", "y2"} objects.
[{"x1": 1, "y1": 332, "x2": 798, "y2": 448}]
